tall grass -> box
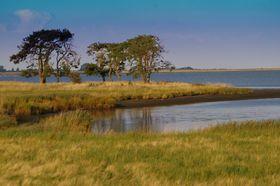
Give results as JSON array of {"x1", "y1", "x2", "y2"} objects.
[
  {"x1": 0, "y1": 120, "x2": 279, "y2": 185},
  {"x1": 40, "y1": 110, "x2": 93, "y2": 133},
  {"x1": 0, "y1": 81, "x2": 250, "y2": 116},
  {"x1": 0, "y1": 115, "x2": 17, "y2": 129}
]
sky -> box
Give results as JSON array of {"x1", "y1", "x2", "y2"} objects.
[{"x1": 0, "y1": 0, "x2": 280, "y2": 69}]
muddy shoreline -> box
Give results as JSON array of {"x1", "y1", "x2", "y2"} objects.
[{"x1": 116, "y1": 89, "x2": 280, "y2": 108}]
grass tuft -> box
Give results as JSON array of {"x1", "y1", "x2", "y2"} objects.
[{"x1": 40, "y1": 110, "x2": 93, "y2": 133}]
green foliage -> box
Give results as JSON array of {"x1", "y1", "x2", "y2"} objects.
[
  {"x1": 106, "y1": 42, "x2": 128, "y2": 80},
  {"x1": 87, "y1": 43, "x2": 112, "y2": 81},
  {"x1": 80, "y1": 63, "x2": 90, "y2": 71},
  {"x1": 10, "y1": 29, "x2": 77, "y2": 83},
  {"x1": 53, "y1": 51, "x2": 81, "y2": 82},
  {"x1": 127, "y1": 35, "x2": 167, "y2": 83},
  {"x1": 20, "y1": 69, "x2": 38, "y2": 78},
  {"x1": 87, "y1": 35, "x2": 172, "y2": 83},
  {"x1": 12, "y1": 32, "x2": 172, "y2": 84},
  {"x1": 84, "y1": 63, "x2": 109, "y2": 82},
  {"x1": 68, "y1": 71, "x2": 81, "y2": 83}
]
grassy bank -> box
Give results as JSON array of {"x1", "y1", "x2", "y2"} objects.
[
  {"x1": 0, "y1": 115, "x2": 279, "y2": 185},
  {"x1": 0, "y1": 81, "x2": 249, "y2": 116}
]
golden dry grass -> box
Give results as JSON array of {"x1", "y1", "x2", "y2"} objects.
[
  {"x1": 0, "y1": 81, "x2": 249, "y2": 116},
  {"x1": 0, "y1": 118, "x2": 279, "y2": 185}
]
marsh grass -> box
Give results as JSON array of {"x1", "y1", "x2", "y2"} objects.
[
  {"x1": 0, "y1": 120, "x2": 279, "y2": 185},
  {"x1": 0, "y1": 81, "x2": 249, "y2": 116},
  {"x1": 40, "y1": 110, "x2": 93, "y2": 133},
  {"x1": 0, "y1": 115, "x2": 17, "y2": 129}
]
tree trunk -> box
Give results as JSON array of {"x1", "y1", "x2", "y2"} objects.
[
  {"x1": 38, "y1": 60, "x2": 45, "y2": 84},
  {"x1": 108, "y1": 74, "x2": 113, "y2": 81},
  {"x1": 56, "y1": 63, "x2": 60, "y2": 83},
  {"x1": 142, "y1": 73, "x2": 151, "y2": 83},
  {"x1": 147, "y1": 73, "x2": 151, "y2": 83},
  {"x1": 38, "y1": 69, "x2": 46, "y2": 84},
  {"x1": 39, "y1": 75, "x2": 46, "y2": 84},
  {"x1": 102, "y1": 76, "x2": 106, "y2": 82},
  {"x1": 38, "y1": 58, "x2": 49, "y2": 84},
  {"x1": 116, "y1": 72, "x2": 121, "y2": 81},
  {"x1": 142, "y1": 74, "x2": 146, "y2": 83},
  {"x1": 108, "y1": 69, "x2": 113, "y2": 81},
  {"x1": 56, "y1": 70, "x2": 60, "y2": 82}
]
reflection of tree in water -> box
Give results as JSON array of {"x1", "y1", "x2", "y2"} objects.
[
  {"x1": 127, "y1": 108, "x2": 153, "y2": 132},
  {"x1": 91, "y1": 107, "x2": 163, "y2": 133},
  {"x1": 91, "y1": 109, "x2": 126, "y2": 133}
]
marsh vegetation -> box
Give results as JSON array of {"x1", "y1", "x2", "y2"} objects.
[
  {"x1": 0, "y1": 86, "x2": 279, "y2": 185},
  {"x1": 0, "y1": 81, "x2": 249, "y2": 117},
  {"x1": 0, "y1": 114, "x2": 279, "y2": 185}
]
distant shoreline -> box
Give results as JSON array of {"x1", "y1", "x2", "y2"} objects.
[
  {"x1": 1, "y1": 68, "x2": 280, "y2": 76},
  {"x1": 0, "y1": 71, "x2": 21, "y2": 76},
  {"x1": 159, "y1": 68, "x2": 280, "y2": 73}
]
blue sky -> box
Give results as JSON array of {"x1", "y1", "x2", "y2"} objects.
[{"x1": 0, "y1": 0, "x2": 280, "y2": 69}]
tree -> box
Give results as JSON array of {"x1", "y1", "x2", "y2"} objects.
[
  {"x1": 0, "y1": 66, "x2": 6, "y2": 72},
  {"x1": 10, "y1": 29, "x2": 78, "y2": 84},
  {"x1": 87, "y1": 42, "x2": 128, "y2": 81},
  {"x1": 126, "y1": 35, "x2": 170, "y2": 83},
  {"x1": 20, "y1": 68, "x2": 38, "y2": 78},
  {"x1": 84, "y1": 63, "x2": 109, "y2": 82},
  {"x1": 68, "y1": 71, "x2": 81, "y2": 83},
  {"x1": 87, "y1": 43, "x2": 110, "y2": 81},
  {"x1": 53, "y1": 38, "x2": 80, "y2": 82},
  {"x1": 80, "y1": 63, "x2": 90, "y2": 71},
  {"x1": 106, "y1": 42, "x2": 127, "y2": 80}
]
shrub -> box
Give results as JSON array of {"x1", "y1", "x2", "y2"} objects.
[{"x1": 69, "y1": 72, "x2": 82, "y2": 83}]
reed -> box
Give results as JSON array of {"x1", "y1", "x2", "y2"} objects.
[{"x1": 40, "y1": 110, "x2": 93, "y2": 133}]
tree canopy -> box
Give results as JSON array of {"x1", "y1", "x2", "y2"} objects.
[
  {"x1": 86, "y1": 35, "x2": 171, "y2": 83},
  {"x1": 127, "y1": 35, "x2": 168, "y2": 83},
  {"x1": 11, "y1": 30, "x2": 172, "y2": 83},
  {"x1": 10, "y1": 29, "x2": 79, "y2": 83},
  {"x1": 86, "y1": 43, "x2": 111, "y2": 81}
]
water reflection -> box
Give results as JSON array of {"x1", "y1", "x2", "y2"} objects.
[
  {"x1": 90, "y1": 99, "x2": 280, "y2": 134},
  {"x1": 91, "y1": 108, "x2": 176, "y2": 133}
]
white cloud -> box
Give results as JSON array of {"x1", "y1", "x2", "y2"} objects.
[
  {"x1": 15, "y1": 9, "x2": 35, "y2": 23},
  {"x1": 14, "y1": 9, "x2": 51, "y2": 32}
]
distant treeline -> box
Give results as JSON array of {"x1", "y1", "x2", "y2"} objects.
[
  {"x1": 10, "y1": 29, "x2": 175, "y2": 84},
  {"x1": 0, "y1": 65, "x2": 20, "y2": 72}
]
